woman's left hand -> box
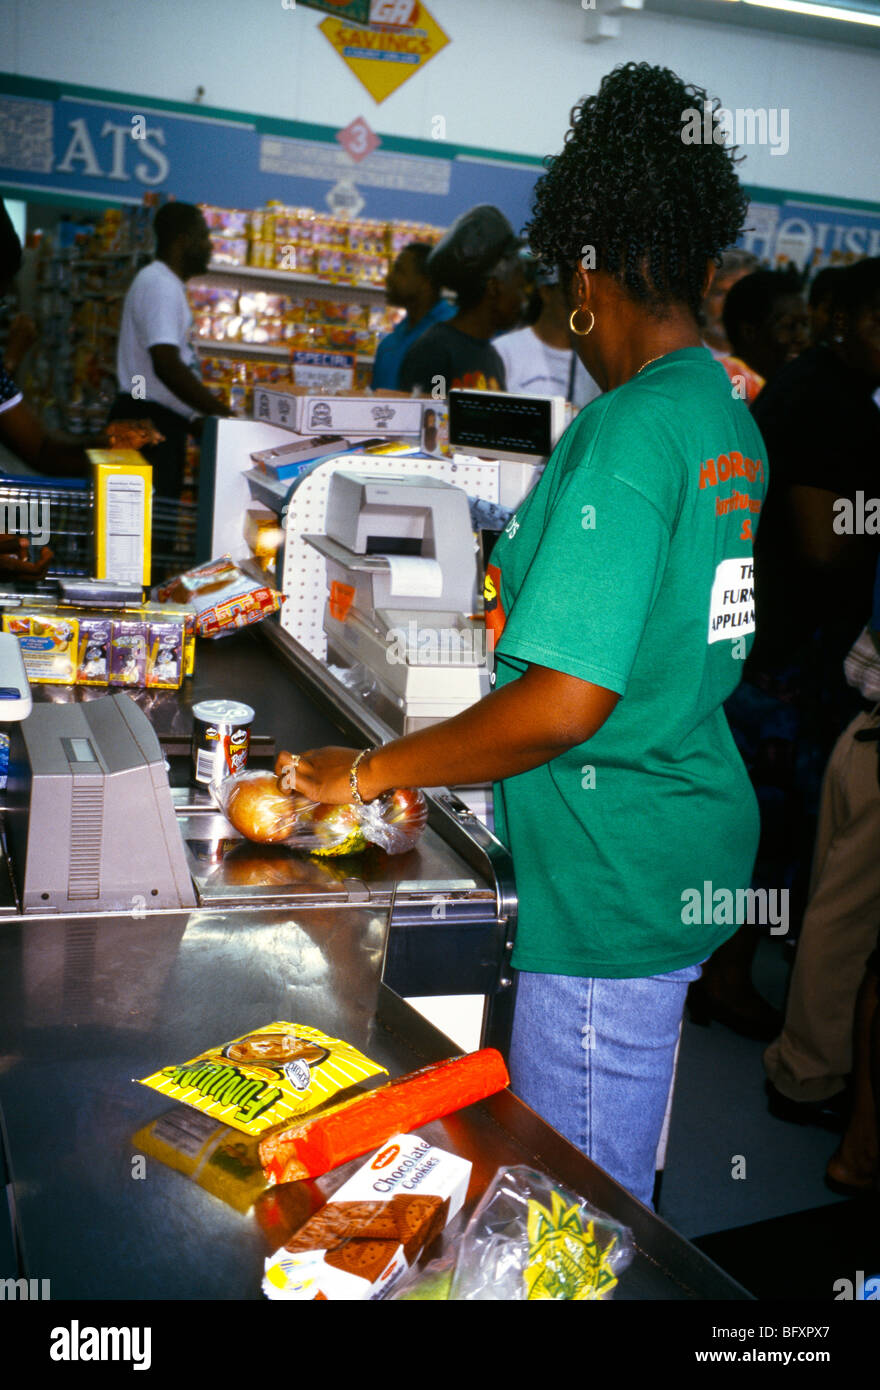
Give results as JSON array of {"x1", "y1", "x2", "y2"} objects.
[
  {"x1": 0, "y1": 534, "x2": 53, "y2": 577},
  {"x1": 106, "y1": 419, "x2": 165, "y2": 450},
  {"x1": 275, "y1": 746, "x2": 370, "y2": 805}
]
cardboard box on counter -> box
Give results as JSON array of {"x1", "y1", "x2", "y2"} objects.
[
  {"x1": 252, "y1": 383, "x2": 424, "y2": 438},
  {"x1": 262, "y1": 1133, "x2": 471, "y2": 1301},
  {"x1": 89, "y1": 450, "x2": 152, "y2": 588}
]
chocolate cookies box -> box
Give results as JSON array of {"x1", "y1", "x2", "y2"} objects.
[{"x1": 263, "y1": 1133, "x2": 471, "y2": 1301}]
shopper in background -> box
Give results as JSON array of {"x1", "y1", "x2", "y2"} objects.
[
  {"x1": 750, "y1": 256, "x2": 880, "y2": 699},
  {"x1": 0, "y1": 199, "x2": 158, "y2": 499},
  {"x1": 398, "y1": 205, "x2": 526, "y2": 395},
  {"x1": 371, "y1": 243, "x2": 455, "y2": 390},
  {"x1": 763, "y1": 564, "x2": 880, "y2": 1134},
  {"x1": 701, "y1": 246, "x2": 760, "y2": 355},
  {"x1": 720, "y1": 266, "x2": 810, "y2": 401},
  {"x1": 495, "y1": 265, "x2": 602, "y2": 409},
  {"x1": 276, "y1": 62, "x2": 765, "y2": 1209},
  {"x1": 711, "y1": 258, "x2": 880, "y2": 1044},
  {"x1": 825, "y1": 936, "x2": 880, "y2": 1196},
  {"x1": 108, "y1": 202, "x2": 230, "y2": 500},
  {"x1": 808, "y1": 264, "x2": 847, "y2": 346}
]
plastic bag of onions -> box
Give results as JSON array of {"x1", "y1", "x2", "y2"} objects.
[{"x1": 212, "y1": 771, "x2": 427, "y2": 857}]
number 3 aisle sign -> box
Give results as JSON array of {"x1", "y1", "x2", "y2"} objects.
[{"x1": 318, "y1": 2, "x2": 450, "y2": 104}]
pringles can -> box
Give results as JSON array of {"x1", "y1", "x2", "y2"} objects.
[{"x1": 192, "y1": 699, "x2": 255, "y2": 785}]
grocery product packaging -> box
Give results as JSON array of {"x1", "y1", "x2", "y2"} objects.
[
  {"x1": 3, "y1": 600, "x2": 191, "y2": 688},
  {"x1": 252, "y1": 383, "x2": 424, "y2": 437},
  {"x1": 153, "y1": 556, "x2": 283, "y2": 638},
  {"x1": 393, "y1": 1165, "x2": 633, "y2": 1301},
  {"x1": 137, "y1": 1022, "x2": 387, "y2": 1137},
  {"x1": 243, "y1": 511, "x2": 285, "y2": 573},
  {"x1": 214, "y1": 769, "x2": 427, "y2": 857},
  {"x1": 89, "y1": 450, "x2": 152, "y2": 587},
  {"x1": 131, "y1": 1106, "x2": 267, "y2": 1214},
  {"x1": 109, "y1": 616, "x2": 147, "y2": 686},
  {"x1": 145, "y1": 616, "x2": 186, "y2": 688},
  {"x1": 76, "y1": 614, "x2": 113, "y2": 685},
  {"x1": 2, "y1": 611, "x2": 79, "y2": 683},
  {"x1": 262, "y1": 1134, "x2": 472, "y2": 1301},
  {"x1": 259, "y1": 1048, "x2": 510, "y2": 1183}
]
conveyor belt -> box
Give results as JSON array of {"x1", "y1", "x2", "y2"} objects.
[{"x1": 0, "y1": 621, "x2": 750, "y2": 1301}]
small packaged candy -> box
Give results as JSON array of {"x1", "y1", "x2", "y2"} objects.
[
  {"x1": 137, "y1": 1022, "x2": 387, "y2": 1138},
  {"x1": 77, "y1": 615, "x2": 112, "y2": 685},
  {"x1": 146, "y1": 618, "x2": 184, "y2": 689},
  {"x1": 109, "y1": 618, "x2": 148, "y2": 686}
]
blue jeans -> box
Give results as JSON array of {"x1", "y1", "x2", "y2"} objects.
[{"x1": 508, "y1": 962, "x2": 703, "y2": 1208}]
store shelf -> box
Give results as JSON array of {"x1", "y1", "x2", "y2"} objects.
[
  {"x1": 194, "y1": 338, "x2": 375, "y2": 364},
  {"x1": 50, "y1": 252, "x2": 140, "y2": 264},
  {"x1": 198, "y1": 263, "x2": 386, "y2": 299}
]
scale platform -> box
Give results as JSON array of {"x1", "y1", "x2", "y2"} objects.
[{"x1": 178, "y1": 802, "x2": 488, "y2": 911}]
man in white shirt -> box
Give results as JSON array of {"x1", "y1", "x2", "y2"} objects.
[
  {"x1": 494, "y1": 270, "x2": 601, "y2": 410},
  {"x1": 109, "y1": 202, "x2": 229, "y2": 498}
]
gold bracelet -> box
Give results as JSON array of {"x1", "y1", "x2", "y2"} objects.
[{"x1": 349, "y1": 747, "x2": 374, "y2": 805}]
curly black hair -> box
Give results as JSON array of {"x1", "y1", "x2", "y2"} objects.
[
  {"x1": 526, "y1": 63, "x2": 749, "y2": 318},
  {"x1": 722, "y1": 265, "x2": 804, "y2": 350}
]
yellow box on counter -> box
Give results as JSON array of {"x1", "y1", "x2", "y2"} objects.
[
  {"x1": 3, "y1": 601, "x2": 194, "y2": 689},
  {"x1": 89, "y1": 451, "x2": 152, "y2": 587}
]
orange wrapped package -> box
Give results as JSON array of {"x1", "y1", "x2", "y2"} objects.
[{"x1": 259, "y1": 1049, "x2": 510, "y2": 1183}]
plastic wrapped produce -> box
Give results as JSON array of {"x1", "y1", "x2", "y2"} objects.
[
  {"x1": 214, "y1": 769, "x2": 427, "y2": 857},
  {"x1": 393, "y1": 1165, "x2": 633, "y2": 1301}
]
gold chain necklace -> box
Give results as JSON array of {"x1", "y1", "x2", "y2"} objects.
[{"x1": 635, "y1": 354, "x2": 663, "y2": 375}]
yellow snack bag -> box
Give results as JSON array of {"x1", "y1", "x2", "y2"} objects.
[
  {"x1": 137, "y1": 1022, "x2": 387, "y2": 1137},
  {"x1": 131, "y1": 1106, "x2": 267, "y2": 1214}
]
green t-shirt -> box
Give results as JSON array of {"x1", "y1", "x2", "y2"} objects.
[{"x1": 488, "y1": 347, "x2": 767, "y2": 978}]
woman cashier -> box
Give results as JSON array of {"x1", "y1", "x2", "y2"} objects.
[{"x1": 277, "y1": 62, "x2": 767, "y2": 1209}]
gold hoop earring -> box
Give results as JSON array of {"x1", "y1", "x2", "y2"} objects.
[{"x1": 569, "y1": 307, "x2": 595, "y2": 337}]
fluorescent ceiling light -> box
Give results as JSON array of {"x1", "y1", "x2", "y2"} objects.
[{"x1": 741, "y1": 0, "x2": 880, "y2": 25}]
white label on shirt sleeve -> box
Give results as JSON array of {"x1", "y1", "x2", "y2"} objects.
[{"x1": 708, "y1": 557, "x2": 755, "y2": 643}]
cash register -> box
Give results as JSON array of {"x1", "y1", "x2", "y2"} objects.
[
  {"x1": 303, "y1": 471, "x2": 488, "y2": 734},
  {"x1": 0, "y1": 630, "x2": 195, "y2": 914},
  {"x1": 294, "y1": 388, "x2": 568, "y2": 736}
]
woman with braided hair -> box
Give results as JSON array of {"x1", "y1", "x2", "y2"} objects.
[{"x1": 276, "y1": 62, "x2": 767, "y2": 1208}]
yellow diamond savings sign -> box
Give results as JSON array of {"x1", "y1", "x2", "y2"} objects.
[{"x1": 319, "y1": 2, "x2": 450, "y2": 105}]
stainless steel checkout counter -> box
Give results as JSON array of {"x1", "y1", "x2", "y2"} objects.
[{"x1": 0, "y1": 625, "x2": 750, "y2": 1300}]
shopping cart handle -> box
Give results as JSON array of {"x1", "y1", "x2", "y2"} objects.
[{"x1": 0, "y1": 474, "x2": 90, "y2": 491}]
